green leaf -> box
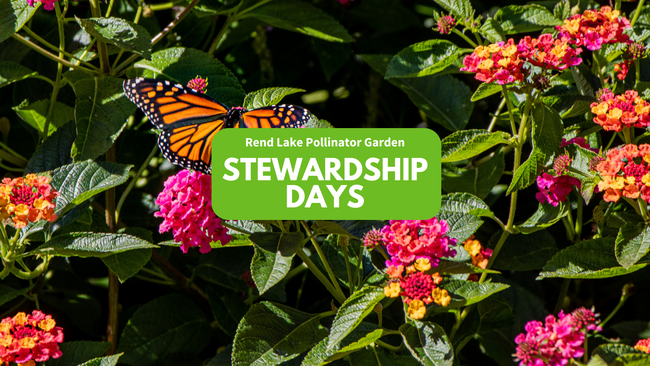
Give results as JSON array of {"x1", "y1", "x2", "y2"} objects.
[
  {"x1": 232, "y1": 301, "x2": 328, "y2": 366},
  {"x1": 571, "y1": 65, "x2": 596, "y2": 97},
  {"x1": 471, "y1": 82, "x2": 502, "y2": 102},
  {"x1": 592, "y1": 344, "x2": 646, "y2": 364},
  {"x1": 360, "y1": 54, "x2": 473, "y2": 131},
  {"x1": 78, "y1": 354, "x2": 123, "y2": 366},
  {"x1": 303, "y1": 323, "x2": 383, "y2": 365},
  {"x1": 385, "y1": 40, "x2": 465, "y2": 79},
  {"x1": 0, "y1": 0, "x2": 38, "y2": 43},
  {"x1": 441, "y1": 130, "x2": 511, "y2": 162},
  {"x1": 130, "y1": 47, "x2": 245, "y2": 107},
  {"x1": 206, "y1": 285, "x2": 247, "y2": 337},
  {"x1": 477, "y1": 330, "x2": 517, "y2": 366},
  {"x1": 51, "y1": 160, "x2": 132, "y2": 215},
  {"x1": 554, "y1": 0, "x2": 570, "y2": 20},
  {"x1": 0, "y1": 284, "x2": 30, "y2": 306},
  {"x1": 194, "y1": 256, "x2": 251, "y2": 292},
  {"x1": 13, "y1": 99, "x2": 73, "y2": 136},
  {"x1": 436, "y1": 260, "x2": 499, "y2": 274},
  {"x1": 75, "y1": 17, "x2": 152, "y2": 59},
  {"x1": 615, "y1": 223, "x2": 650, "y2": 269},
  {"x1": 0, "y1": 61, "x2": 36, "y2": 87},
  {"x1": 48, "y1": 341, "x2": 112, "y2": 366},
  {"x1": 494, "y1": 5, "x2": 562, "y2": 34},
  {"x1": 538, "y1": 238, "x2": 649, "y2": 279},
  {"x1": 477, "y1": 296, "x2": 514, "y2": 331},
  {"x1": 613, "y1": 354, "x2": 650, "y2": 366},
  {"x1": 479, "y1": 18, "x2": 506, "y2": 43},
  {"x1": 312, "y1": 220, "x2": 355, "y2": 237},
  {"x1": 400, "y1": 320, "x2": 454, "y2": 366},
  {"x1": 312, "y1": 39, "x2": 351, "y2": 81},
  {"x1": 28, "y1": 232, "x2": 157, "y2": 258},
  {"x1": 245, "y1": 0, "x2": 352, "y2": 43},
  {"x1": 515, "y1": 203, "x2": 568, "y2": 233},
  {"x1": 431, "y1": 280, "x2": 509, "y2": 310},
  {"x1": 442, "y1": 148, "x2": 504, "y2": 199},
  {"x1": 491, "y1": 230, "x2": 559, "y2": 270},
  {"x1": 250, "y1": 232, "x2": 304, "y2": 294},
  {"x1": 437, "y1": 193, "x2": 488, "y2": 242},
  {"x1": 432, "y1": 0, "x2": 473, "y2": 20},
  {"x1": 243, "y1": 87, "x2": 305, "y2": 109},
  {"x1": 327, "y1": 287, "x2": 385, "y2": 350},
  {"x1": 117, "y1": 294, "x2": 210, "y2": 365},
  {"x1": 63, "y1": 71, "x2": 137, "y2": 161},
  {"x1": 25, "y1": 121, "x2": 75, "y2": 174},
  {"x1": 101, "y1": 249, "x2": 152, "y2": 282},
  {"x1": 611, "y1": 320, "x2": 650, "y2": 339},
  {"x1": 508, "y1": 103, "x2": 563, "y2": 194}
]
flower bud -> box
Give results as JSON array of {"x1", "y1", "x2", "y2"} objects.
[{"x1": 436, "y1": 15, "x2": 455, "y2": 34}]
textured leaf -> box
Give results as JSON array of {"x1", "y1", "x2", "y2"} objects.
[
  {"x1": 232, "y1": 302, "x2": 328, "y2": 366},
  {"x1": 312, "y1": 220, "x2": 354, "y2": 237},
  {"x1": 495, "y1": 5, "x2": 562, "y2": 34},
  {"x1": 400, "y1": 321, "x2": 454, "y2": 366},
  {"x1": 117, "y1": 294, "x2": 210, "y2": 365},
  {"x1": 554, "y1": 0, "x2": 570, "y2": 20},
  {"x1": 302, "y1": 323, "x2": 382, "y2": 365},
  {"x1": 515, "y1": 203, "x2": 568, "y2": 233},
  {"x1": 101, "y1": 249, "x2": 152, "y2": 282},
  {"x1": 491, "y1": 230, "x2": 558, "y2": 270},
  {"x1": 327, "y1": 287, "x2": 384, "y2": 350},
  {"x1": 0, "y1": 284, "x2": 30, "y2": 307},
  {"x1": 13, "y1": 99, "x2": 73, "y2": 136},
  {"x1": 436, "y1": 260, "x2": 499, "y2": 274},
  {"x1": 78, "y1": 354, "x2": 123, "y2": 366},
  {"x1": 51, "y1": 160, "x2": 132, "y2": 215},
  {"x1": 25, "y1": 122, "x2": 75, "y2": 173},
  {"x1": 571, "y1": 65, "x2": 596, "y2": 97},
  {"x1": 470, "y1": 82, "x2": 502, "y2": 102},
  {"x1": 130, "y1": 47, "x2": 245, "y2": 107},
  {"x1": 76, "y1": 17, "x2": 151, "y2": 58},
  {"x1": 508, "y1": 103, "x2": 563, "y2": 194},
  {"x1": 432, "y1": 0, "x2": 472, "y2": 20},
  {"x1": 63, "y1": 71, "x2": 136, "y2": 161},
  {"x1": 361, "y1": 54, "x2": 473, "y2": 131},
  {"x1": 615, "y1": 223, "x2": 650, "y2": 269},
  {"x1": 479, "y1": 18, "x2": 506, "y2": 43},
  {"x1": 442, "y1": 149, "x2": 504, "y2": 199},
  {"x1": 0, "y1": 61, "x2": 36, "y2": 87},
  {"x1": 385, "y1": 40, "x2": 465, "y2": 79},
  {"x1": 28, "y1": 232, "x2": 157, "y2": 258},
  {"x1": 0, "y1": 0, "x2": 38, "y2": 43},
  {"x1": 48, "y1": 341, "x2": 112, "y2": 366},
  {"x1": 206, "y1": 285, "x2": 247, "y2": 337},
  {"x1": 477, "y1": 297, "x2": 514, "y2": 331},
  {"x1": 243, "y1": 87, "x2": 305, "y2": 109},
  {"x1": 245, "y1": 0, "x2": 352, "y2": 43},
  {"x1": 430, "y1": 280, "x2": 509, "y2": 311},
  {"x1": 441, "y1": 130, "x2": 511, "y2": 162},
  {"x1": 250, "y1": 232, "x2": 304, "y2": 294},
  {"x1": 437, "y1": 193, "x2": 488, "y2": 242},
  {"x1": 592, "y1": 344, "x2": 646, "y2": 364},
  {"x1": 538, "y1": 238, "x2": 648, "y2": 279}
]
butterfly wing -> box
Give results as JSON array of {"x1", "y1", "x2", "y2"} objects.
[
  {"x1": 237, "y1": 104, "x2": 310, "y2": 129},
  {"x1": 158, "y1": 121, "x2": 225, "y2": 175},
  {"x1": 123, "y1": 77, "x2": 229, "y2": 130}
]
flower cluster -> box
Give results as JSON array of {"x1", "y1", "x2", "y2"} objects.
[
  {"x1": 187, "y1": 76, "x2": 208, "y2": 94},
  {"x1": 155, "y1": 169, "x2": 232, "y2": 253},
  {"x1": 362, "y1": 228, "x2": 383, "y2": 249},
  {"x1": 595, "y1": 144, "x2": 650, "y2": 202},
  {"x1": 556, "y1": 6, "x2": 631, "y2": 51},
  {"x1": 590, "y1": 89, "x2": 650, "y2": 131},
  {"x1": 26, "y1": 0, "x2": 57, "y2": 11},
  {"x1": 463, "y1": 236, "x2": 492, "y2": 270},
  {"x1": 514, "y1": 307, "x2": 601, "y2": 366},
  {"x1": 0, "y1": 175, "x2": 58, "y2": 228},
  {"x1": 381, "y1": 218, "x2": 457, "y2": 268},
  {"x1": 561, "y1": 136, "x2": 599, "y2": 153},
  {"x1": 635, "y1": 338, "x2": 650, "y2": 353},
  {"x1": 518, "y1": 34, "x2": 582, "y2": 71},
  {"x1": 0, "y1": 311, "x2": 64, "y2": 365},
  {"x1": 536, "y1": 173, "x2": 581, "y2": 207},
  {"x1": 460, "y1": 39, "x2": 525, "y2": 85},
  {"x1": 437, "y1": 15, "x2": 455, "y2": 34},
  {"x1": 615, "y1": 42, "x2": 646, "y2": 80},
  {"x1": 383, "y1": 265, "x2": 450, "y2": 320}
]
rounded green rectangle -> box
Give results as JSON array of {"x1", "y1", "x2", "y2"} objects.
[{"x1": 212, "y1": 128, "x2": 441, "y2": 220}]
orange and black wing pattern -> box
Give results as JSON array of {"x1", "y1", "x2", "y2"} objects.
[
  {"x1": 238, "y1": 104, "x2": 310, "y2": 129},
  {"x1": 123, "y1": 77, "x2": 228, "y2": 130},
  {"x1": 158, "y1": 121, "x2": 225, "y2": 175}
]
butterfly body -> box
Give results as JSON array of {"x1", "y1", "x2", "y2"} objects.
[{"x1": 123, "y1": 77, "x2": 310, "y2": 175}]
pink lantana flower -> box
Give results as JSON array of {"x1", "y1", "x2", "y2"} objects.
[
  {"x1": 155, "y1": 169, "x2": 231, "y2": 253},
  {"x1": 26, "y1": 0, "x2": 57, "y2": 10},
  {"x1": 535, "y1": 173, "x2": 581, "y2": 207},
  {"x1": 381, "y1": 218, "x2": 456, "y2": 269},
  {"x1": 0, "y1": 311, "x2": 64, "y2": 365},
  {"x1": 518, "y1": 34, "x2": 582, "y2": 70}
]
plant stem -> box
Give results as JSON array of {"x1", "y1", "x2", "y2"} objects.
[
  {"x1": 487, "y1": 98, "x2": 506, "y2": 133},
  {"x1": 89, "y1": 0, "x2": 110, "y2": 74},
  {"x1": 376, "y1": 340, "x2": 402, "y2": 352},
  {"x1": 341, "y1": 245, "x2": 354, "y2": 294},
  {"x1": 42, "y1": 3, "x2": 65, "y2": 145},
  {"x1": 208, "y1": 12, "x2": 236, "y2": 54},
  {"x1": 11, "y1": 34, "x2": 96, "y2": 74},
  {"x1": 105, "y1": 0, "x2": 116, "y2": 17},
  {"x1": 554, "y1": 279, "x2": 571, "y2": 315},
  {"x1": 501, "y1": 85, "x2": 518, "y2": 136},
  {"x1": 301, "y1": 221, "x2": 345, "y2": 299},
  {"x1": 296, "y1": 249, "x2": 346, "y2": 304},
  {"x1": 21, "y1": 26, "x2": 99, "y2": 70},
  {"x1": 105, "y1": 145, "x2": 119, "y2": 355},
  {"x1": 631, "y1": 0, "x2": 646, "y2": 27},
  {"x1": 451, "y1": 28, "x2": 478, "y2": 48},
  {"x1": 116, "y1": 144, "x2": 157, "y2": 221},
  {"x1": 600, "y1": 290, "x2": 630, "y2": 328}
]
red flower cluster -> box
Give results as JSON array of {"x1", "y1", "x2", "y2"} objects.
[
  {"x1": 590, "y1": 90, "x2": 650, "y2": 131},
  {"x1": 0, "y1": 174, "x2": 58, "y2": 228},
  {"x1": 381, "y1": 218, "x2": 457, "y2": 268},
  {"x1": 514, "y1": 307, "x2": 600, "y2": 366},
  {"x1": 536, "y1": 173, "x2": 581, "y2": 207},
  {"x1": 186, "y1": 76, "x2": 208, "y2": 94},
  {"x1": 460, "y1": 39, "x2": 525, "y2": 85},
  {"x1": 0, "y1": 311, "x2": 63, "y2": 365},
  {"x1": 26, "y1": 0, "x2": 57, "y2": 11},
  {"x1": 362, "y1": 228, "x2": 383, "y2": 249},
  {"x1": 556, "y1": 6, "x2": 630, "y2": 51},
  {"x1": 519, "y1": 34, "x2": 582, "y2": 71},
  {"x1": 595, "y1": 144, "x2": 650, "y2": 202},
  {"x1": 383, "y1": 262, "x2": 450, "y2": 319},
  {"x1": 636, "y1": 338, "x2": 650, "y2": 353},
  {"x1": 561, "y1": 137, "x2": 599, "y2": 153}
]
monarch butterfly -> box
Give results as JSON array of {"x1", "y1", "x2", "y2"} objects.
[{"x1": 122, "y1": 77, "x2": 310, "y2": 175}]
